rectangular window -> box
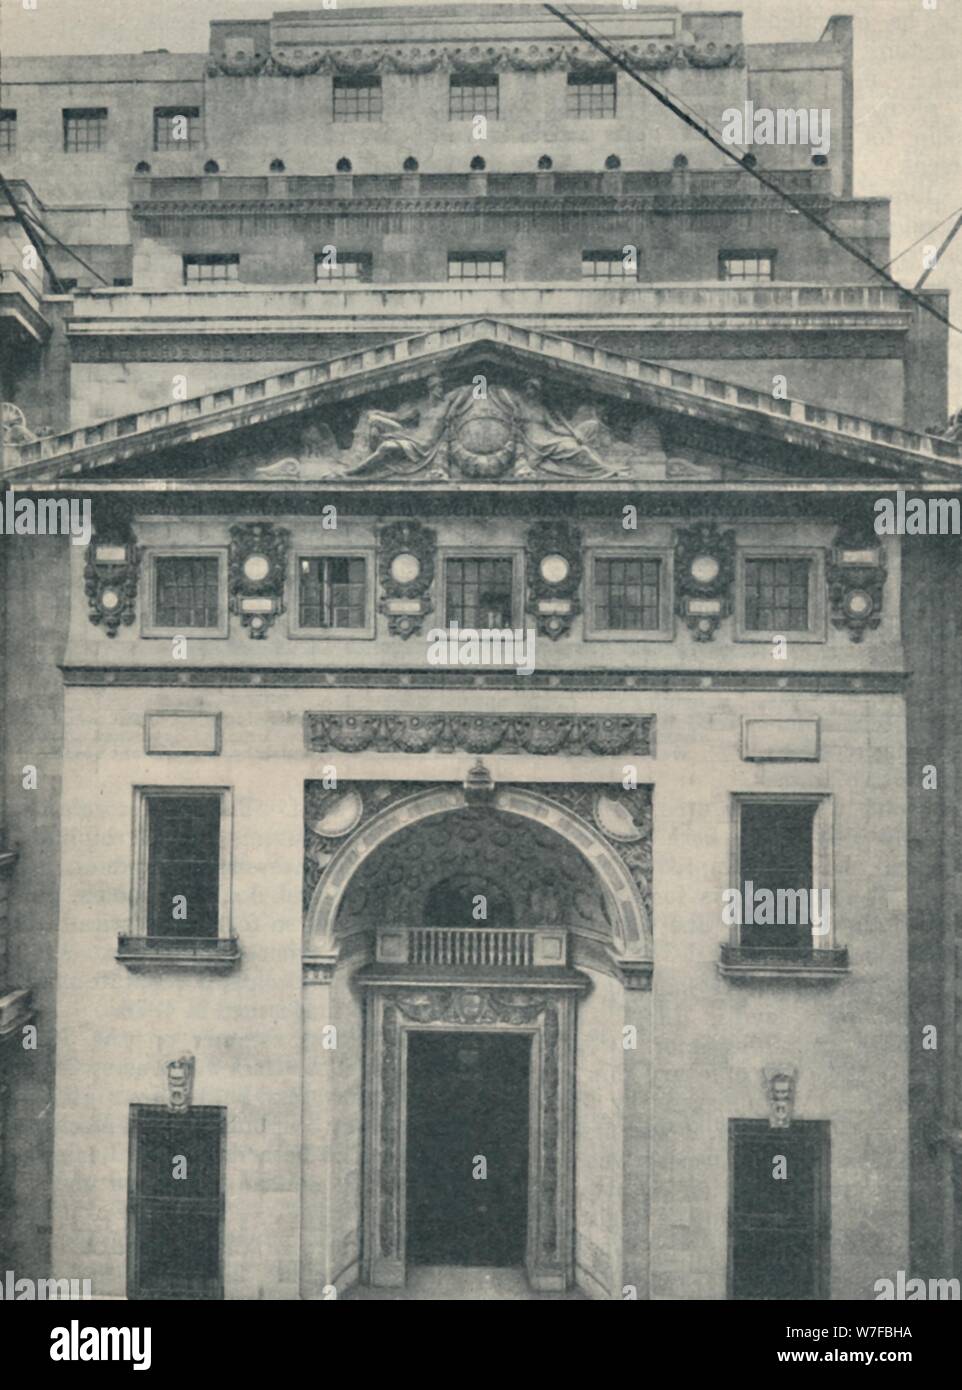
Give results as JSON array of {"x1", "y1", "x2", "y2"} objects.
[
  {"x1": 720, "y1": 252, "x2": 775, "y2": 283},
  {"x1": 128, "y1": 1105, "x2": 225, "y2": 1299},
  {"x1": 183, "y1": 254, "x2": 239, "y2": 285},
  {"x1": 581, "y1": 250, "x2": 636, "y2": 280},
  {"x1": 333, "y1": 75, "x2": 382, "y2": 122},
  {"x1": 146, "y1": 793, "x2": 221, "y2": 939},
  {"x1": 298, "y1": 556, "x2": 367, "y2": 629},
  {"x1": 152, "y1": 555, "x2": 222, "y2": 629},
  {"x1": 566, "y1": 70, "x2": 616, "y2": 118},
  {"x1": 314, "y1": 251, "x2": 372, "y2": 283},
  {"x1": 729, "y1": 1120, "x2": 830, "y2": 1300},
  {"x1": 593, "y1": 557, "x2": 661, "y2": 631},
  {"x1": 445, "y1": 556, "x2": 515, "y2": 628},
  {"x1": 153, "y1": 106, "x2": 200, "y2": 151},
  {"x1": 738, "y1": 800, "x2": 817, "y2": 950},
  {"x1": 449, "y1": 73, "x2": 499, "y2": 119},
  {"x1": 63, "y1": 107, "x2": 107, "y2": 152},
  {"x1": 744, "y1": 557, "x2": 811, "y2": 632},
  {"x1": 447, "y1": 252, "x2": 506, "y2": 282},
  {"x1": 0, "y1": 110, "x2": 16, "y2": 155}
]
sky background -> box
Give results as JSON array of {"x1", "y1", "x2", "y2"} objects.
[{"x1": 2, "y1": 0, "x2": 960, "y2": 412}]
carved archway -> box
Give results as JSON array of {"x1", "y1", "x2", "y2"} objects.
[{"x1": 303, "y1": 784, "x2": 652, "y2": 984}]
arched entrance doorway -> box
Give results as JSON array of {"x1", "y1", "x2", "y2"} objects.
[{"x1": 300, "y1": 780, "x2": 653, "y2": 1298}]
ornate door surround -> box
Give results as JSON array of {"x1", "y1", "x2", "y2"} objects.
[{"x1": 360, "y1": 977, "x2": 588, "y2": 1291}]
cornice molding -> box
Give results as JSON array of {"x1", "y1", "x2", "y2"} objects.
[{"x1": 60, "y1": 666, "x2": 909, "y2": 694}]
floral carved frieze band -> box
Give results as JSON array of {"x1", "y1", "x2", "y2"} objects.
[
  {"x1": 304, "y1": 712, "x2": 655, "y2": 757},
  {"x1": 207, "y1": 40, "x2": 745, "y2": 78}
]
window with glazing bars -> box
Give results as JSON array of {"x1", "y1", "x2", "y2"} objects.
[
  {"x1": 153, "y1": 555, "x2": 221, "y2": 628},
  {"x1": 128, "y1": 1106, "x2": 225, "y2": 1299},
  {"x1": 744, "y1": 558, "x2": 810, "y2": 631},
  {"x1": 582, "y1": 250, "x2": 636, "y2": 279},
  {"x1": 153, "y1": 106, "x2": 200, "y2": 150},
  {"x1": 298, "y1": 556, "x2": 366, "y2": 629},
  {"x1": 0, "y1": 111, "x2": 16, "y2": 154},
  {"x1": 720, "y1": 253, "x2": 775, "y2": 282},
  {"x1": 447, "y1": 252, "x2": 505, "y2": 281},
  {"x1": 566, "y1": 71, "x2": 616, "y2": 117},
  {"x1": 594, "y1": 557, "x2": 661, "y2": 630},
  {"x1": 449, "y1": 73, "x2": 499, "y2": 118},
  {"x1": 314, "y1": 252, "x2": 372, "y2": 282},
  {"x1": 146, "y1": 794, "x2": 221, "y2": 939},
  {"x1": 183, "y1": 255, "x2": 239, "y2": 285},
  {"x1": 445, "y1": 557, "x2": 514, "y2": 628},
  {"x1": 63, "y1": 108, "x2": 107, "y2": 151},
  {"x1": 333, "y1": 75, "x2": 382, "y2": 121}
]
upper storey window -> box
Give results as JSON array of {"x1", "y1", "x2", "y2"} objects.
[
  {"x1": 582, "y1": 250, "x2": 637, "y2": 280},
  {"x1": 314, "y1": 250, "x2": 372, "y2": 283},
  {"x1": 183, "y1": 254, "x2": 239, "y2": 285},
  {"x1": 0, "y1": 111, "x2": 16, "y2": 154},
  {"x1": 63, "y1": 108, "x2": 107, "y2": 152},
  {"x1": 720, "y1": 252, "x2": 776, "y2": 283},
  {"x1": 448, "y1": 252, "x2": 506, "y2": 282},
  {"x1": 566, "y1": 70, "x2": 616, "y2": 118},
  {"x1": 449, "y1": 73, "x2": 499, "y2": 119},
  {"x1": 333, "y1": 75, "x2": 382, "y2": 122},
  {"x1": 744, "y1": 557, "x2": 810, "y2": 632},
  {"x1": 154, "y1": 106, "x2": 200, "y2": 150},
  {"x1": 145, "y1": 552, "x2": 227, "y2": 637},
  {"x1": 445, "y1": 556, "x2": 516, "y2": 628}
]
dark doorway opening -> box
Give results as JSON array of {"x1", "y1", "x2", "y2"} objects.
[{"x1": 406, "y1": 1031, "x2": 531, "y2": 1267}]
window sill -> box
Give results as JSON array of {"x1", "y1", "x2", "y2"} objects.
[
  {"x1": 717, "y1": 944, "x2": 849, "y2": 982},
  {"x1": 116, "y1": 935, "x2": 240, "y2": 973}
]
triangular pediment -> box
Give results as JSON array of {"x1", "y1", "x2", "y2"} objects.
[{"x1": 4, "y1": 319, "x2": 961, "y2": 488}]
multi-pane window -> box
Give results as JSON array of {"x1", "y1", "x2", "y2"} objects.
[
  {"x1": 63, "y1": 108, "x2": 108, "y2": 152},
  {"x1": 145, "y1": 794, "x2": 221, "y2": 939},
  {"x1": 744, "y1": 558, "x2": 810, "y2": 632},
  {"x1": 0, "y1": 111, "x2": 16, "y2": 155},
  {"x1": 566, "y1": 70, "x2": 616, "y2": 118},
  {"x1": 729, "y1": 1120, "x2": 830, "y2": 1300},
  {"x1": 153, "y1": 106, "x2": 200, "y2": 150},
  {"x1": 449, "y1": 73, "x2": 499, "y2": 119},
  {"x1": 183, "y1": 254, "x2": 240, "y2": 285},
  {"x1": 445, "y1": 556, "x2": 514, "y2": 628},
  {"x1": 582, "y1": 250, "x2": 637, "y2": 280},
  {"x1": 447, "y1": 252, "x2": 505, "y2": 282},
  {"x1": 738, "y1": 800, "x2": 817, "y2": 950},
  {"x1": 594, "y1": 557, "x2": 661, "y2": 631},
  {"x1": 314, "y1": 252, "x2": 372, "y2": 283},
  {"x1": 333, "y1": 75, "x2": 382, "y2": 122},
  {"x1": 153, "y1": 555, "x2": 221, "y2": 629},
  {"x1": 128, "y1": 1106, "x2": 225, "y2": 1299},
  {"x1": 720, "y1": 252, "x2": 775, "y2": 283},
  {"x1": 298, "y1": 556, "x2": 367, "y2": 629}
]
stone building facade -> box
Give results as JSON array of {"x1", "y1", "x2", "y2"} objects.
[{"x1": 0, "y1": 3, "x2": 959, "y2": 1299}]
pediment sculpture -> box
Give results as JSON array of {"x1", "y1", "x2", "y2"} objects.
[{"x1": 257, "y1": 374, "x2": 666, "y2": 482}]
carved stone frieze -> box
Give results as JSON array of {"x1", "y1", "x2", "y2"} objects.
[
  {"x1": 674, "y1": 522, "x2": 736, "y2": 641},
  {"x1": 827, "y1": 522, "x2": 886, "y2": 643},
  {"x1": 764, "y1": 1065, "x2": 798, "y2": 1129},
  {"x1": 393, "y1": 988, "x2": 552, "y2": 1027},
  {"x1": 84, "y1": 521, "x2": 141, "y2": 637},
  {"x1": 166, "y1": 1055, "x2": 195, "y2": 1114},
  {"x1": 525, "y1": 519, "x2": 583, "y2": 640},
  {"x1": 303, "y1": 711, "x2": 654, "y2": 757},
  {"x1": 228, "y1": 520, "x2": 290, "y2": 638},
  {"x1": 256, "y1": 374, "x2": 666, "y2": 482},
  {"x1": 377, "y1": 518, "x2": 436, "y2": 638},
  {"x1": 206, "y1": 39, "x2": 745, "y2": 77}
]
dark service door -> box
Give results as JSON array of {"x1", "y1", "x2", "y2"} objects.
[{"x1": 405, "y1": 1031, "x2": 531, "y2": 1267}]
